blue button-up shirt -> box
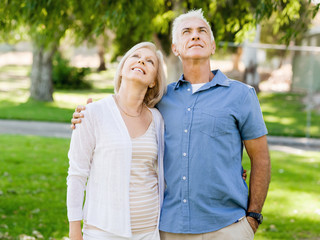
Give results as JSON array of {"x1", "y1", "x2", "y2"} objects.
[{"x1": 156, "y1": 70, "x2": 268, "y2": 234}]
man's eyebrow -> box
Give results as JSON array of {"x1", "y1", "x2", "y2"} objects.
[
  {"x1": 181, "y1": 26, "x2": 208, "y2": 31},
  {"x1": 198, "y1": 26, "x2": 208, "y2": 30}
]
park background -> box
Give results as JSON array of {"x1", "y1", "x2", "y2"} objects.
[{"x1": 0, "y1": 0, "x2": 320, "y2": 239}]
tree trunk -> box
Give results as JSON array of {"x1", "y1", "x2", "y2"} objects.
[
  {"x1": 153, "y1": 34, "x2": 183, "y2": 83},
  {"x1": 233, "y1": 47, "x2": 243, "y2": 71},
  {"x1": 97, "y1": 35, "x2": 107, "y2": 71},
  {"x1": 166, "y1": 52, "x2": 183, "y2": 83},
  {"x1": 30, "y1": 45, "x2": 55, "y2": 101},
  {"x1": 243, "y1": 25, "x2": 261, "y2": 92}
]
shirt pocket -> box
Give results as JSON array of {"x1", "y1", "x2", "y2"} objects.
[{"x1": 200, "y1": 110, "x2": 229, "y2": 138}]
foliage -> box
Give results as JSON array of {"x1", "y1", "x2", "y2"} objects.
[
  {"x1": 52, "y1": 52, "x2": 92, "y2": 90},
  {"x1": 0, "y1": 135, "x2": 319, "y2": 239},
  {"x1": 256, "y1": 0, "x2": 320, "y2": 45}
]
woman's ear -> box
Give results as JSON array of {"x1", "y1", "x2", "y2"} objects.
[{"x1": 149, "y1": 82, "x2": 156, "y2": 88}]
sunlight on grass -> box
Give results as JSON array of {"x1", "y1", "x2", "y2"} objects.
[
  {"x1": 242, "y1": 149, "x2": 320, "y2": 239},
  {"x1": 53, "y1": 91, "x2": 113, "y2": 109}
]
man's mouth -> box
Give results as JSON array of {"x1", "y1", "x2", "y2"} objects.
[{"x1": 189, "y1": 44, "x2": 203, "y2": 48}]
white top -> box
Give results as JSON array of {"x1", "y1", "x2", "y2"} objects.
[
  {"x1": 192, "y1": 83, "x2": 205, "y2": 93},
  {"x1": 67, "y1": 95, "x2": 165, "y2": 238},
  {"x1": 130, "y1": 121, "x2": 159, "y2": 233}
]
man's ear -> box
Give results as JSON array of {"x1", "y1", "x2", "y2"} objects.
[
  {"x1": 211, "y1": 41, "x2": 216, "y2": 55},
  {"x1": 172, "y1": 43, "x2": 180, "y2": 56}
]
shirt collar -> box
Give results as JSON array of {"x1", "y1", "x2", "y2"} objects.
[{"x1": 174, "y1": 69, "x2": 230, "y2": 90}]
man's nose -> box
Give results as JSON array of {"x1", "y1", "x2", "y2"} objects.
[{"x1": 191, "y1": 32, "x2": 200, "y2": 41}]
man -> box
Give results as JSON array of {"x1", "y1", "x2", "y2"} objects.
[{"x1": 72, "y1": 9, "x2": 270, "y2": 239}]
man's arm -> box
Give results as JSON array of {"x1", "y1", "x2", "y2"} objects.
[{"x1": 244, "y1": 135, "x2": 271, "y2": 233}]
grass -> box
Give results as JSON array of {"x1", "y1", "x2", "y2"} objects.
[
  {"x1": 259, "y1": 92, "x2": 320, "y2": 138},
  {"x1": 0, "y1": 135, "x2": 319, "y2": 239},
  {"x1": 0, "y1": 65, "x2": 320, "y2": 137},
  {"x1": 0, "y1": 135, "x2": 70, "y2": 239}
]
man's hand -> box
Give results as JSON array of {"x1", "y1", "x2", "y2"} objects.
[
  {"x1": 242, "y1": 169, "x2": 247, "y2": 181},
  {"x1": 247, "y1": 216, "x2": 259, "y2": 233},
  {"x1": 70, "y1": 98, "x2": 93, "y2": 129}
]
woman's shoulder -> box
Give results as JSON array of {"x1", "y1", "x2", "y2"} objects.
[{"x1": 86, "y1": 96, "x2": 113, "y2": 112}]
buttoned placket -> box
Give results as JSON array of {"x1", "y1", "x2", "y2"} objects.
[{"x1": 181, "y1": 83, "x2": 200, "y2": 231}]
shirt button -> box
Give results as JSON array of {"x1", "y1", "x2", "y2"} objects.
[
  {"x1": 187, "y1": 88, "x2": 191, "y2": 91},
  {"x1": 182, "y1": 176, "x2": 186, "y2": 180},
  {"x1": 187, "y1": 108, "x2": 191, "y2": 111},
  {"x1": 183, "y1": 199, "x2": 187, "y2": 203},
  {"x1": 184, "y1": 129, "x2": 188, "y2": 133},
  {"x1": 183, "y1": 152, "x2": 187, "y2": 156}
]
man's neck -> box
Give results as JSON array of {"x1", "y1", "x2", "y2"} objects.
[{"x1": 182, "y1": 59, "x2": 214, "y2": 84}]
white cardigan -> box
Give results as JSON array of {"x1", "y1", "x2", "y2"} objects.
[{"x1": 67, "y1": 95, "x2": 165, "y2": 238}]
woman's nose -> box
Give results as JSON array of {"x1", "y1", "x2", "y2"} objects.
[{"x1": 138, "y1": 59, "x2": 145, "y2": 65}]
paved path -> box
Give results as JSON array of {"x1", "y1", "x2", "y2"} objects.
[{"x1": 0, "y1": 119, "x2": 319, "y2": 152}]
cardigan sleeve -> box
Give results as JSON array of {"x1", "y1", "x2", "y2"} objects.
[{"x1": 66, "y1": 106, "x2": 96, "y2": 221}]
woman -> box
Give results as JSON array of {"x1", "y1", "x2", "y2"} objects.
[{"x1": 67, "y1": 42, "x2": 167, "y2": 240}]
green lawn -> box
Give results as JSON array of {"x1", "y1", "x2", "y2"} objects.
[
  {"x1": 259, "y1": 92, "x2": 320, "y2": 138},
  {"x1": 0, "y1": 135, "x2": 319, "y2": 239},
  {"x1": 0, "y1": 135, "x2": 320, "y2": 240},
  {"x1": 0, "y1": 65, "x2": 320, "y2": 137}
]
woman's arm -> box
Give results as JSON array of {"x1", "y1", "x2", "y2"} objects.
[
  {"x1": 67, "y1": 106, "x2": 96, "y2": 228},
  {"x1": 69, "y1": 221, "x2": 83, "y2": 240}
]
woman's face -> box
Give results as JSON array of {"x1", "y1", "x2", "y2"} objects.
[{"x1": 121, "y1": 47, "x2": 158, "y2": 88}]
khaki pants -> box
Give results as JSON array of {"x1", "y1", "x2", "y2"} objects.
[{"x1": 160, "y1": 217, "x2": 254, "y2": 240}]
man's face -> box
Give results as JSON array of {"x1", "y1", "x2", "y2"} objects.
[{"x1": 172, "y1": 17, "x2": 215, "y2": 61}]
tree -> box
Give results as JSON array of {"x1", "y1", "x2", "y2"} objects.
[
  {"x1": 1, "y1": 0, "x2": 318, "y2": 101},
  {"x1": 0, "y1": 0, "x2": 157, "y2": 101}
]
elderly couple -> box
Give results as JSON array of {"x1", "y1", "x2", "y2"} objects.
[{"x1": 67, "y1": 9, "x2": 271, "y2": 240}]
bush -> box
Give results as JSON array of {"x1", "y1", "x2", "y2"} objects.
[{"x1": 52, "y1": 52, "x2": 92, "y2": 89}]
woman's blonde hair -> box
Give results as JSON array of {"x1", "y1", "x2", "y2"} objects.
[{"x1": 114, "y1": 42, "x2": 167, "y2": 108}]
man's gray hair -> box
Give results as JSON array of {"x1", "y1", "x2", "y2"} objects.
[{"x1": 172, "y1": 9, "x2": 215, "y2": 45}]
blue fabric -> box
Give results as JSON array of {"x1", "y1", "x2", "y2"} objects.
[{"x1": 156, "y1": 70, "x2": 268, "y2": 234}]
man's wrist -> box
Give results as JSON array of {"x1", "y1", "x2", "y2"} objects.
[{"x1": 246, "y1": 212, "x2": 263, "y2": 225}]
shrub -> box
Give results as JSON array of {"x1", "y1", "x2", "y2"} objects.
[{"x1": 52, "y1": 52, "x2": 92, "y2": 89}]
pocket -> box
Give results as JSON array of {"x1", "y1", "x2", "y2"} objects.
[{"x1": 200, "y1": 111, "x2": 228, "y2": 138}]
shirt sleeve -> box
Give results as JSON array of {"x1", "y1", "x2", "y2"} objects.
[
  {"x1": 238, "y1": 87, "x2": 268, "y2": 140},
  {"x1": 66, "y1": 107, "x2": 96, "y2": 221}
]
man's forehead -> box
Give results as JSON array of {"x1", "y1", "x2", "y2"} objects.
[{"x1": 179, "y1": 18, "x2": 209, "y2": 30}]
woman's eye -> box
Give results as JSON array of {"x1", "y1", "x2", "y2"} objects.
[
  {"x1": 147, "y1": 60, "x2": 154, "y2": 65},
  {"x1": 132, "y1": 54, "x2": 139, "y2": 58}
]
